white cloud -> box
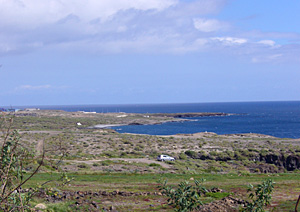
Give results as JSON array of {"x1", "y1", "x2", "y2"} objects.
[
  {"x1": 0, "y1": 0, "x2": 230, "y2": 55},
  {"x1": 0, "y1": 0, "x2": 179, "y2": 54},
  {"x1": 0, "y1": 0, "x2": 177, "y2": 28},
  {"x1": 241, "y1": 30, "x2": 299, "y2": 41},
  {"x1": 15, "y1": 85, "x2": 69, "y2": 91},
  {"x1": 0, "y1": 0, "x2": 299, "y2": 63},
  {"x1": 257, "y1": 40, "x2": 276, "y2": 47},
  {"x1": 16, "y1": 85, "x2": 52, "y2": 90},
  {"x1": 252, "y1": 54, "x2": 282, "y2": 63},
  {"x1": 211, "y1": 37, "x2": 248, "y2": 45},
  {"x1": 58, "y1": 33, "x2": 208, "y2": 54},
  {"x1": 193, "y1": 18, "x2": 228, "y2": 32},
  {"x1": 0, "y1": 43, "x2": 14, "y2": 53}
]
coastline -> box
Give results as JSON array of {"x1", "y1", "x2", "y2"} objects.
[
  {"x1": 87, "y1": 124, "x2": 126, "y2": 129},
  {"x1": 86, "y1": 112, "x2": 231, "y2": 130},
  {"x1": 10, "y1": 109, "x2": 299, "y2": 138}
]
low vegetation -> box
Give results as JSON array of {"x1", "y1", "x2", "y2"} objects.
[
  {"x1": 158, "y1": 178, "x2": 208, "y2": 211},
  {"x1": 243, "y1": 179, "x2": 274, "y2": 212},
  {"x1": 1, "y1": 110, "x2": 300, "y2": 211}
]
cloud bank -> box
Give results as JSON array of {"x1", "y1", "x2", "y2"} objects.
[{"x1": 0, "y1": 0, "x2": 299, "y2": 62}]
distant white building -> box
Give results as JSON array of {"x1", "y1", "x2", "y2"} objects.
[{"x1": 24, "y1": 108, "x2": 40, "y2": 111}]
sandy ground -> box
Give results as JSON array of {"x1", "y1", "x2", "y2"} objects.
[{"x1": 87, "y1": 124, "x2": 125, "y2": 129}]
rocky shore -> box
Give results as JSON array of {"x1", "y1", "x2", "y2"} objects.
[
  {"x1": 87, "y1": 112, "x2": 231, "y2": 129},
  {"x1": 151, "y1": 112, "x2": 230, "y2": 118}
]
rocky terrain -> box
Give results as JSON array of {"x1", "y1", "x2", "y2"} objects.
[{"x1": 9, "y1": 110, "x2": 300, "y2": 174}]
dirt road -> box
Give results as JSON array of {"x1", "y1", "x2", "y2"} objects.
[{"x1": 66, "y1": 158, "x2": 171, "y2": 168}]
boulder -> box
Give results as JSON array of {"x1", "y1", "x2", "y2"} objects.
[{"x1": 35, "y1": 203, "x2": 47, "y2": 209}]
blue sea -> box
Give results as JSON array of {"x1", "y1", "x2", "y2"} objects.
[{"x1": 15, "y1": 101, "x2": 300, "y2": 138}]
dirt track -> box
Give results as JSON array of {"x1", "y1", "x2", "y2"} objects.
[{"x1": 66, "y1": 158, "x2": 171, "y2": 168}]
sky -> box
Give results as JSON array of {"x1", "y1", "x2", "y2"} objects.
[{"x1": 0, "y1": 0, "x2": 299, "y2": 106}]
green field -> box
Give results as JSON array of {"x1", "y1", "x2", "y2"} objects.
[{"x1": 24, "y1": 172, "x2": 300, "y2": 211}]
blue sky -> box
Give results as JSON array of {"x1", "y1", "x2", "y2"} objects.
[{"x1": 0, "y1": 0, "x2": 299, "y2": 106}]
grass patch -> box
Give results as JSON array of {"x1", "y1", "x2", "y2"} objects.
[
  {"x1": 149, "y1": 163, "x2": 162, "y2": 167},
  {"x1": 205, "y1": 192, "x2": 231, "y2": 199},
  {"x1": 44, "y1": 201, "x2": 75, "y2": 212},
  {"x1": 21, "y1": 172, "x2": 300, "y2": 211}
]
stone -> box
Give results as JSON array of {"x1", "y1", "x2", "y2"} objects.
[
  {"x1": 91, "y1": 201, "x2": 98, "y2": 209},
  {"x1": 35, "y1": 203, "x2": 47, "y2": 209},
  {"x1": 211, "y1": 187, "x2": 223, "y2": 193},
  {"x1": 75, "y1": 200, "x2": 83, "y2": 205}
]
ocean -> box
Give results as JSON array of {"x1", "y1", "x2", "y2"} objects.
[{"x1": 17, "y1": 101, "x2": 300, "y2": 139}]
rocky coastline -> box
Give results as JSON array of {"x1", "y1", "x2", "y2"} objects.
[{"x1": 87, "y1": 112, "x2": 232, "y2": 129}]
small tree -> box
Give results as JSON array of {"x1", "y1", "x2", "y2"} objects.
[
  {"x1": 0, "y1": 114, "x2": 41, "y2": 211},
  {"x1": 158, "y1": 178, "x2": 207, "y2": 212},
  {"x1": 243, "y1": 179, "x2": 275, "y2": 212},
  {"x1": 0, "y1": 113, "x2": 72, "y2": 211}
]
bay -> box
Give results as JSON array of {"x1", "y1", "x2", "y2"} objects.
[{"x1": 18, "y1": 101, "x2": 300, "y2": 138}]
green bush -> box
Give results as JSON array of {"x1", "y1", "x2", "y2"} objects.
[
  {"x1": 185, "y1": 150, "x2": 198, "y2": 159},
  {"x1": 242, "y1": 179, "x2": 275, "y2": 212},
  {"x1": 101, "y1": 160, "x2": 112, "y2": 166},
  {"x1": 209, "y1": 151, "x2": 219, "y2": 156},
  {"x1": 77, "y1": 163, "x2": 88, "y2": 169},
  {"x1": 165, "y1": 161, "x2": 175, "y2": 165},
  {"x1": 234, "y1": 151, "x2": 248, "y2": 161},
  {"x1": 179, "y1": 152, "x2": 187, "y2": 160},
  {"x1": 0, "y1": 115, "x2": 72, "y2": 211},
  {"x1": 158, "y1": 179, "x2": 207, "y2": 212},
  {"x1": 149, "y1": 163, "x2": 161, "y2": 167},
  {"x1": 120, "y1": 152, "x2": 127, "y2": 157}
]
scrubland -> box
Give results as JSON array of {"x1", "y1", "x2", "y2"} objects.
[{"x1": 2, "y1": 110, "x2": 300, "y2": 211}]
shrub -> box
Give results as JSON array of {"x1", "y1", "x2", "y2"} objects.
[
  {"x1": 158, "y1": 179, "x2": 207, "y2": 212},
  {"x1": 134, "y1": 146, "x2": 142, "y2": 151},
  {"x1": 179, "y1": 152, "x2": 187, "y2": 160},
  {"x1": 234, "y1": 151, "x2": 248, "y2": 161},
  {"x1": 0, "y1": 114, "x2": 71, "y2": 211},
  {"x1": 149, "y1": 163, "x2": 161, "y2": 167},
  {"x1": 209, "y1": 151, "x2": 219, "y2": 156},
  {"x1": 101, "y1": 160, "x2": 112, "y2": 166},
  {"x1": 185, "y1": 150, "x2": 198, "y2": 159},
  {"x1": 0, "y1": 129, "x2": 37, "y2": 211},
  {"x1": 77, "y1": 164, "x2": 88, "y2": 169},
  {"x1": 242, "y1": 179, "x2": 275, "y2": 212},
  {"x1": 165, "y1": 161, "x2": 175, "y2": 165},
  {"x1": 120, "y1": 152, "x2": 127, "y2": 157},
  {"x1": 101, "y1": 151, "x2": 117, "y2": 158}
]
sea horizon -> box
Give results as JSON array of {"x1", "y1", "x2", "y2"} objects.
[
  {"x1": 3, "y1": 101, "x2": 299, "y2": 139},
  {"x1": 3, "y1": 100, "x2": 300, "y2": 110}
]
